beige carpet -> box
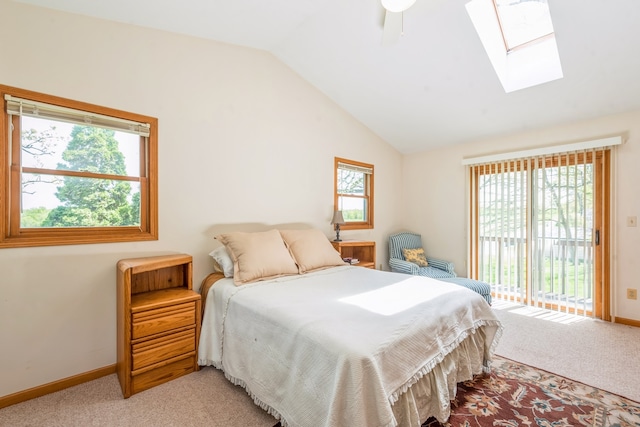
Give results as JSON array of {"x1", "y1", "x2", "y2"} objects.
[
  {"x1": 1, "y1": 302, "x2": 638, "y2": 426},
  {"x1": 492, "y1": 300, "x2": 640, "y2": 403},
  {"x1": 0, "y1": 367, "x2": 277, "y2": 427}
]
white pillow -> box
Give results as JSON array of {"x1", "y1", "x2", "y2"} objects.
[{"x1": 209, "y1": 246, "x2": 234, "y2": 278}]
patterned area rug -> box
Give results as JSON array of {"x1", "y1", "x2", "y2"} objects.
[{"x1": 423, "y1": 355, "x2": 640, "y2": 427}]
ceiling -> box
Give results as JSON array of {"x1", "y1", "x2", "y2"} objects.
[{"x1": 14, "y1": 0, "x2": 640, "y2": 153}]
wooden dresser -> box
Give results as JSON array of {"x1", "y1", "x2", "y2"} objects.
[{"x1": 116, "y1": 254, "x2": 201, "y2": 398}]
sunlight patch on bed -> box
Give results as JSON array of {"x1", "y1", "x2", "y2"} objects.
[{"x1": 339, "y1": 277, "x2": 454, "y2": 315}]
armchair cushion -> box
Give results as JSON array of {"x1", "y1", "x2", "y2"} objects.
[
  {"x1": 402, "y1": 248, "x2": 429, "y2": 267},
  {"x1": 389, "y1": 258, "x2": 420, "y2": 275}
]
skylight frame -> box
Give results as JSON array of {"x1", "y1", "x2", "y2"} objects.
[{"x1": 492, "y1": 0, "x2": 555, "y2": 53}]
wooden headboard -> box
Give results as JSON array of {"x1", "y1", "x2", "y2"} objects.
[{"x1": 199, "y1": 272, "x2": 225, "y2": 320}]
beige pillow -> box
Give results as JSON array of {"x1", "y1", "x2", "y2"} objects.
[
  {"x1": 216, "y1": 229, "x2": 299, "y2": 285},
  {"x1": 402, "y1": 247, "x2": 429, "y2": 267},
  {"x1": 279, "y1": 229, "x2": 345, "y2": 273}
]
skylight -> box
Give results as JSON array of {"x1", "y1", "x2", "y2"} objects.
[{"x1": 466, "y1": 0, "x2": 563, "y2": 93}]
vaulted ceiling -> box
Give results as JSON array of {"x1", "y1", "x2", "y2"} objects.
[{"x1": 14, "y1": 0, "x2": 640, "y2": 153}]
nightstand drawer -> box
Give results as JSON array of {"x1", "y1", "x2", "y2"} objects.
[
  {"x1": 132, "y1": 328, "x2": 195, "y2": 371},
  {"x1": 131, "y1": 302, "x2": 196, "y2": 339},
  {"x1": 130, "y1": 355, "x2": 195, "y2": 395}
]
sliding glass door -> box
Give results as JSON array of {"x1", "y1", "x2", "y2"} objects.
[{"x1": 469, "y1": 149, "x2": 610, "y2": 319}]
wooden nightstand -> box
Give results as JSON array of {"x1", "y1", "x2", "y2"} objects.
[
  {"x1": 116, "y1": 254, "x2": 201, "y2": 398},
  {"x1": 331, "y1": 240, "x2": 377, "y2": 269}
]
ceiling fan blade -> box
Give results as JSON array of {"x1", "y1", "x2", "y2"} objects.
[
  {"x1": 382, "y1": 10, "x2": 403, "y2": 46},
  {"x1": 381, "y1": 0, "x2": 417, "y2": 13}
]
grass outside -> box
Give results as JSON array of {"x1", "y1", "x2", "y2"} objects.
[{"x1": 482, "y1": 257, "x2": 592, "y2": 299}]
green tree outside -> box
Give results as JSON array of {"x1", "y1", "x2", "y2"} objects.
[
  {"x1": 42, "y1": 125, "x2": 139, "y2": 227},
  {"x1": 21, "y1": 207, "x2": 51, "y2": 228}
]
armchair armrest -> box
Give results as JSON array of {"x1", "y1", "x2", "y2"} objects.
[
  {"x1": 389, "y1": 258, "x2": 420, "y2": 275},
  {"x1": 425, "y1": 257, "x2": 456, "y2": 277}
]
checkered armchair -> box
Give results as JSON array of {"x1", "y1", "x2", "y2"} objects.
[
  {"x1": 388, "y1": 231, "x2": 492, "y2": 305},
  {"x1": 388, "y1": 232, "x2": 457, "y2": 279}
]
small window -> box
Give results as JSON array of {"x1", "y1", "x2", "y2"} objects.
[
  {"x1": 334, "y1": 157, "x2": 374, "y2": 230},
  {"x1": 0, "y1": 85, "x2": 158, "y2": 248}
]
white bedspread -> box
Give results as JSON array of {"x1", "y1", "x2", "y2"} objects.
[{"x1": 198, "y1": 266, "x2": 502, "y2": 427}]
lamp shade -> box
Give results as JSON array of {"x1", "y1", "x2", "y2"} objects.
[
  {"x1": 381, "y1": 0, "x2": 416, "y2": 13},
  {"x1": 331, "y1": 211, "x2": 346, "y2": 225}
]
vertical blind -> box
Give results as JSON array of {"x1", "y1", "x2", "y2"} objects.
[{"x1": 465, "y1": 137, "x2": 620, "y2": 317}]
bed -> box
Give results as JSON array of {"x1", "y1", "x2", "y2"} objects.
[{"x1": 197, "y1": 228, "x2": 502, "y2": 427}]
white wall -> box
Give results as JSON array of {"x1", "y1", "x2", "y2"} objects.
[
  {"x1": 403, "y1": 110, "x2": 640, "y2": 323},
  {"x1": 0, "y1": 1, "x2": 404, "y2": 397}
]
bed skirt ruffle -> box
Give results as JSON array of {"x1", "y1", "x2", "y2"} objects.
[
  {"x1": 205, "y1": 324, "x2": 501, "y2": 427},
  {"x1": 391, "y1": 326, "x2": 500, "y2": 426}
]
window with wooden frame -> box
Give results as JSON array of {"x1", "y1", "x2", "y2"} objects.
[
  {"x1": 334, "y1": 157, "x2": 374, "y2": 230},
  {"x1": 0, "y1": 85, "x2": 158, "y2": 248}
]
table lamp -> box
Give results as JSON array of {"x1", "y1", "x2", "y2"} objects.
[{"x1": 331, "y1": 210, "x2": 346, "y2": 241}]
